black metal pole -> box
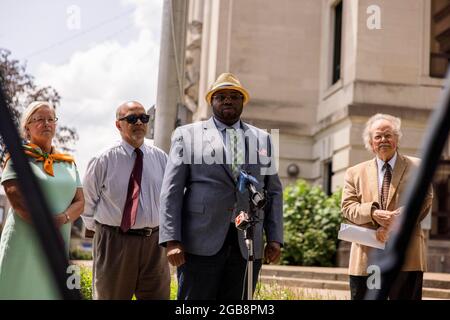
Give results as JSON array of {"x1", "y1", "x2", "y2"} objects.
[
  {"x1": 365, "y1": 69, "x2": 450, "y2": 300},
  {"x1": 244, "y1": 202, "x2": 256, "y2": 300},
  {"x1": 0, "y1": 80, "x2": 81, "y2": 299}
]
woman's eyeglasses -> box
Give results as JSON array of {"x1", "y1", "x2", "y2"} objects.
[
  {"x1": 29, "y1": 117, "x2": 58, "y2": 125},
  {"x1": 118, "y1": 114, "x2": 150, "y2": 124}
]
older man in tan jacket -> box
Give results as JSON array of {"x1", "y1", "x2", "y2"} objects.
[{"x1": 341, "y1": 113, "x2": 433, "y2": 300}]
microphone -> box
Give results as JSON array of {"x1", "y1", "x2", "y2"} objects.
[
  {"x1": 235, "y1": 211, "x2": 251, "y2": 231},
  {"x1": 238, "y1": 171, "x2": 266, "y2": 209}
]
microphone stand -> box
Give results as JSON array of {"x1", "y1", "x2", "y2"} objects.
[
  {"x1": 235, "y1": 171, "x2": 266, "y2": 300},
  {"x1": 245, "y1": 200, "x2": 256, "y2": 301}
]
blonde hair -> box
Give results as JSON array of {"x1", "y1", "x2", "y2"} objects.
[
  {"x1": 363, "y1": 113, "x2": 402, "y2": 152},
  {"x1": 20, "y1": 101, "x2": 56, "y2": 140}
]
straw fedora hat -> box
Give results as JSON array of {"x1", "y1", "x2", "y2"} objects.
[{"x1": 205, "y1": 73, "x2": 250, "y2": 106}]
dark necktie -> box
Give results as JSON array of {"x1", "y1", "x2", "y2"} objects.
[
  {"x1": 120, "y1": 148, "x2": 143, "y2": 232},
  {"x1": 381, "y1": 162, "x2": 392, "y2": 210}
]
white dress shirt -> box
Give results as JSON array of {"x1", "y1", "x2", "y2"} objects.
[
  {"x1": 376, "y1": 152, "x2": 397, "y2": 195},
  {"x1": 81, "y1": 139, "x2": 167, "y2": 231},
  {"x1": 213, "y1": 116, "x2": 242, "y2": 148}
]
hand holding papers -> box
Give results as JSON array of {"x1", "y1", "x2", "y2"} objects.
[{"x1": 338, "y1": 223, "x2": 386, "y2": 250}]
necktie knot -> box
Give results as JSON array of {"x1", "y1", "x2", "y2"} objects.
[
  {"x1": 227, "y1": 127, "x2": 236, "y2": 137},
  {"x1": 383, "y1": 162, "x2": 391, "y2": 171},
  {"x1": 135, "y1": 148, "x2": 143, "y2": 158}
]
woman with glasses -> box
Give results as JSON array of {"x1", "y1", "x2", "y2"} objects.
[{"x1": 0, "y1": 101, "x2": 84, "y2": 299}]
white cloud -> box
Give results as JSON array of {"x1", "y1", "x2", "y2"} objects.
[{"x1": 35, "y1": 0, "x2": 163, "y2": 179}]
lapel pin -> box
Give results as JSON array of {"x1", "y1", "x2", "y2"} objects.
[{"x1": 258, "y1": 148, "x2": 267, "y2": 156}]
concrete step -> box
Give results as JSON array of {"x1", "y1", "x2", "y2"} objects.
[
  {"x1": 423, "y1": 272, "x2": 450, "y2": 290},
  {"x1": 261, "y1": 265, "x2": 450, "y2": 299},
  {"x1": 261, "y1": 275, "x2": 450, "y2": 299},
  {"x1": 422, "y1": 287, "x2": 450, "y2": 299},
  {"x1": 261, "y1": 265, "x2": 450, "y2": 289},
  {"x1": 256, "y1": 281, "x2": 351, "y2": 300},
  {"x1": 261, "y1": 265, "x2": 348, "y2": 282},
  {"x1": 260, "y1": 275, "x2": 349, "y2": 291}
]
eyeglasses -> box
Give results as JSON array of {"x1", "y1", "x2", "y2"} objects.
[
  {"x1": 212, "y1": 93, "x2": 244, "y2": 102},
  {"x1": 118, "y1": 114, "x2": 150, "y2": 124},
  {"x1": 29, "y1": 117, "x2": 58, "y2": 125}
]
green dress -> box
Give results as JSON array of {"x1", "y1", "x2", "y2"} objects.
[{"x1": 0, "y1": 155, "x2": 81, "y2": 299}]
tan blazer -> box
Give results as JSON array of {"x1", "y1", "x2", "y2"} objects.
[{"x1": 341, "y1": 153, "x2": 433, "y2": 276}]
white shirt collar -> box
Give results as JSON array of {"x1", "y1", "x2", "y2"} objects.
[
  {"x1": 376, "y1": 152, "x2": 397, "y2": 171},
  {"x1": 121, "y1": 139, "x2": 145, "y2": 157}
]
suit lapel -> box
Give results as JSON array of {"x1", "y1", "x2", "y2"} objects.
[
  {"x1": 367, "y1": 158, "x2": 379, "y2": 204},
  {"x1": 387, "y1": 153, "x2": 407, "y2": 209},
  {"x1": 241, "y1": 122, "x2": 253, "y2": 173},
  {"x1": 242, "y1": 122, "x2": 266, "y2": 178},
  {"x1": 202, "y1": 118, "x2": 235, "y2": 182}
]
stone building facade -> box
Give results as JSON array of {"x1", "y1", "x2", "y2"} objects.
[{"x1": 182, "y1": 0, "x2": 450, "y2": 272}]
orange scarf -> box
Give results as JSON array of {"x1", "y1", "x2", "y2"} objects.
[{"x1": 3, "y1": 143, "x2": 75, "y2": 176}]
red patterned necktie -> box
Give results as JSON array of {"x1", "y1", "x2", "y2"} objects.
[
  {"x1": 381, "y1": 162, "x2": 392, "y2": 210},
  {"x1": 120, "y1": 148, "x2": 143, "y2": 232}
]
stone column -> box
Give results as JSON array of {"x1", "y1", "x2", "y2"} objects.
[{"x1": 154, "y1": 0, "x2": 189, "y2": 153}]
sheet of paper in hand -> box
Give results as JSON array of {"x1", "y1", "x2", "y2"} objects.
[{"x1": 338, "y1": 223, "x2": 386, "y2": 250}]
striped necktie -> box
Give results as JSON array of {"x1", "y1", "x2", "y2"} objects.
[
  {"x1": 228, "y1": 128, "x2": 244, "y2": 179},
  {"x1": 381, "y1": 162, "x2": 392, "y2": 210}
]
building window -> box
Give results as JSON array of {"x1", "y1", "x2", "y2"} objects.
[
  {"x1": 332, "y1": 1, "x2": 343, "y2": 84},
  {"x1": 323, "y1": 160, "x2": 334, "y2": 196},
  {"x1": 431, "y1": 160, "x2": 450, "y2": 240},
  {"x1": 430, "y1": 0, "x2": 450, "y2": 78}
]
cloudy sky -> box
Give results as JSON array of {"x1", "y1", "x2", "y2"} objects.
[{"x1": 0, "y1": 0, "x2": 163, "y2": 178}]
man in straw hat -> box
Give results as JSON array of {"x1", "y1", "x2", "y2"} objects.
[{"x1": 159, "y1": 73, "x2": 283, "y2": 300}]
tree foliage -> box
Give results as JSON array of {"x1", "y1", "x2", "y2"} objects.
[{"x1": 0, "y1": 48, "x2": 78, "y2": 162}]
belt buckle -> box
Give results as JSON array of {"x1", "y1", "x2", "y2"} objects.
[{"x1": 143, "y1": 228, "x2": 152, "y2": 237}]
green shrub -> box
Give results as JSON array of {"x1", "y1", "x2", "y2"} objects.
[
  {"x1": 170, "y1": 278, "x2": 178, "y2": 300},
  {"x1": 70, "y1": 248, "x2": 93, "y2": 260},
  {"x1": 282, "y1": 180, "x2": 342, "y2": 267},
  {"x1": 79, "y1": 266, "x2": 93, "y2": 300}
]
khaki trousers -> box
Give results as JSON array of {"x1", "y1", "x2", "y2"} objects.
[{"x1": 93, "y1": 223, "x2": 170, "y2": 300}]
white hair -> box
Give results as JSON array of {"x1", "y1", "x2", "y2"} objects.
[
  {"x1": 20, "y1": 101, "x2": 56, "y2": 140},
  {"x1": 362, "y1": 113, "x2": 402, "y2": 152}
]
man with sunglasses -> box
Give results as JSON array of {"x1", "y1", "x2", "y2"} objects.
[
  {"x1": 159, "y1": 73, "x2": 283, "y2": 300},
  {"x1": 82, "y1": 101, "x2": 170, "y2": 300}
]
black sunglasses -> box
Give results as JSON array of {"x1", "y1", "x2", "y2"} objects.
[{"x1": 118, "y1": 114, "x2": 150, "y2": 124}]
